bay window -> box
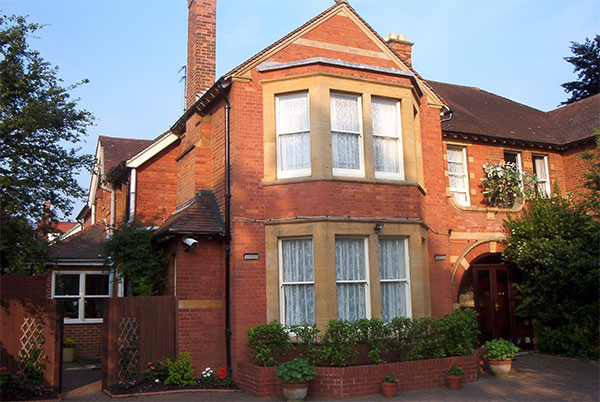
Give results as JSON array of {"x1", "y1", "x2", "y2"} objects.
[
  {"x1": 52, "y1": 271, "x2": 112, "y2": 323},
  {"x1": 279, "y1": 238, "x2": 315, "y2": 326},
  {"x1": 276, "y1": 92, "x2": 311, "y2": 178},
  {"x1": 447, "y1": 146, "x2": 470, "y2": 206},
  {"x1": 373, "y1": 97, "x2": 404, "y2": 179},
  {"x1": 331, "y1": 92, "x2": 364, "y2": 177},
  {"x1": 336, "y1": 237, "x2": 370, "y2": 321},
  {"x1": 379, "y1": 238, "x2": 411, "y2": 321}
]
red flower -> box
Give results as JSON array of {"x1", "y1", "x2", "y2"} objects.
[{"x1": 150, "y1": 366, "x2": 155, "y2": 370}]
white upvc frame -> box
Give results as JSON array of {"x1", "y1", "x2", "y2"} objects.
[
  {"x1": 532, "y1": 154, "x2": 551, "y2": 196},
  {"x1": 51, "y1": 270, "x2": 113, "y2": 324},
  {"x1": 378, "y1": 237, "x2": 412, "y2": 320},
  {"x1": 335, "y1": 237, "x2": 371, "y2": 320},
  {"x1": 373, "y1": 97, "x2": 404, "y2": 180},
  {"x1": 504, "y1": 150, "x2": 523, "y2": 190},
  {"x1": 447, "y1": 145, "x2": 470, "y2": 206},
  {"x1": 276, "y1": 91, "x2": 311, "y2": 179},
  {"x1": 331, "y1": 92, "x2": 365, "y2": 178},
  {"x1": 278, "y1": 237, "x2": 315, "y2": 326}
]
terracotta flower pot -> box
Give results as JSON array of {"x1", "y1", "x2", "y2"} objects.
[
  {"x1": 488, "y1": 358, "x2": 513, "y2": 377},
  {"x1": 447, "y1": 375, "x2": 462, "y2": 390},
  {"x1": 282, "y1": 381, "x2": 309, "y2": 402},
  {"x1": 381, "y1": 382, "x2": 398, "y2": 398}
]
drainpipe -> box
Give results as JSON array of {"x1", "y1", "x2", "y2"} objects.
[{"x1": 217, "y1": 78, "x2": 232, "y2": 375}]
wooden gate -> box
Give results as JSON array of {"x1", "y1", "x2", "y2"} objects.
[
  {"x1": 102, "y1": 296, "x2": 176, "y2": 389},
  {"x1": 0, "y1": 298, "x2": 63, "y2": 392}
]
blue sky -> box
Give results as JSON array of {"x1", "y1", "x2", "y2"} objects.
[{"x1": 2, "y1": 0, "x2": 599, "y2": 219}]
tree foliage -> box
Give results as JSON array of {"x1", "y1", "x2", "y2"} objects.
[
  {"x1": 503, "y1": 191, "x2": 600, "y2": 359},
  {"x1": 103, "y1": 220, "x2": 167, "y2": 296},
  {"x1": 0, "y1": 16, "x2": 93, "y2": 273},
  {"x1": 560, "y1": 35, "x2": 600, "y2": 105}
]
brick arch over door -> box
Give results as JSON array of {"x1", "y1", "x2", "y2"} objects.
[{"x1": 450, "y1": 238, "x2": 506, "y2": 302}]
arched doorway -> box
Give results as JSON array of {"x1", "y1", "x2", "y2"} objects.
[{"x1": 458, "y1": 253, "x2": 534, "y2": 347}]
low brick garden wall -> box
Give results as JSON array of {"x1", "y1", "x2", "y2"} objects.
[{"x1": 237, "y1": 350, "x2": 483, "y2": 399}]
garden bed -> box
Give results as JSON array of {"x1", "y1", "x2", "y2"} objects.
[
  {"x1": 237, "y1": 350, "x2": 483, "y2": 399},
  {"x1": 103, "y1": 382, "x2": 240, "y2": 398}
]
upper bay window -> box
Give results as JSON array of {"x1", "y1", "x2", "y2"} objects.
[
  {"x1": 276, "y1": 92, "x2": 311, "y2": 179},
  {"x1": 373, "y1": 97, "x2": 404, "y2": 180},
  {"x1": 331, "y1": 93, "x2": 364, "y2": 177},
  {"x1": 447, "y1": 145, "x2": 470, "y2": 206}
]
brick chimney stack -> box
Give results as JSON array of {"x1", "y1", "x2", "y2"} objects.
[
  {"x1": 384, "y1": 33, "x2": 413, "y2": 67},
  {"x1": 187, "y1": 0, "x2": 216, "y2": 108}
]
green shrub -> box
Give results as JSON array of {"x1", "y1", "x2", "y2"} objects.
[
  {"x1": 483, "y1": 338, "x2": 519, "y2": 360},
  {"x1": 438, "y1": 309, "x2": 480, "y2": 357},
  {"x1": 247, "y1": 321, "x2": 291, "y2": 366},
  {"x1": 446, "y1": 363, "x2": 464, "y2": 376},
  {"x1": 165, "y1": 352, "x2": 195, "y2": 387},
  {"x1": 355, "y1": 318, "x2": 392, "y2": 364},
  {"x1": 143, "y1": 359, "x2": 169, "y2": 383},
  {"x1": 274, "y1": 357, "x2": 317, "y2": 383},
  {"x1": 321, "y1": 320, "x2": 358, "y2": 367},
  {"x1": 63, "y1": 338, "x2": 76, "y2": 348},
  {"x1": 481, "y1": 161, "x2": 537, "y2": 208},
  {"x1": 289, "y1": 324, "x2": 323, "y2": 365},
  {"x1": 388, "y1": 317, "x2": 412, "y2": 361},
  {"x1": 407, "y1": 317, "x2": 445, "y2": 360}
]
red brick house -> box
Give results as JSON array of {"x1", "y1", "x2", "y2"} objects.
[
  {"x1": 151, "y1": 0, "x2": 599, "y2": 378},
  {"x1": 40, "y1": 0, "x2": 598, "y2": 379}
]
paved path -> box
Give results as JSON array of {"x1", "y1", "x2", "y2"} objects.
[{"x1": 61, "y1": 353, "x2": 599, "y2": 401}]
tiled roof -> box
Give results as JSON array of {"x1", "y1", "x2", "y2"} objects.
[
  {"x1": 547, "y1": 93, "x2": 600, "y2": 144},
  {"x1": 427, "y1": 81, "x2": 599, "y2": 147},
  {"x1": 51, "y1": 221, "x2": 78, "y2": 233},
  {"x1": 99, "y1": 136, "x2": 153, "y2": 173},
  {"x1": 154, "y1": 191, "x2": 225, "y2": 239},
  {"x1": 51, "y1": 224, "x2": 107, "y2": 260}
]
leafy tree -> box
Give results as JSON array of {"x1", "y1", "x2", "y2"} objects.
[
  {"x1": 578, "y1": 130, "x2": 600, "y2": 217},
  {"x1": 503, "y1": 192, "x2": 600, "y2": 359},
  {"x1": 0, "y1": 16, "x2": 93, "y2": 273},
  {"x1": 560, "y1": 35, "x2": 600, "y2": 105},
  {"x1": 103, "y1": 220, "x2": 167, "y2": 296}
]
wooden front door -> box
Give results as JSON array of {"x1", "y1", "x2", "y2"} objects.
[{"x1": 472, "y1": 264, "x2": 513, "y2": 342}]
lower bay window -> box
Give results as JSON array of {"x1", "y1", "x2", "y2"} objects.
[
  {"x1": 269, "y1": 222, "x2": 425, "y2": 328},
  {"x1": 52, "y1": 271, "x2": 112, "y2": 323}
]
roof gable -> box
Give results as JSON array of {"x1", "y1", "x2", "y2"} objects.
[{"x1": 229, "y1": 1, "x2": 445, "y2": 108}]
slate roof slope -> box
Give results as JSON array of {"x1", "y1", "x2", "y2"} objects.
[
  {"x1": 154, "y1": 190, "x2": 225, "y2": 239},
  {"x1": 426, "y1": 80, "x2": 558, "y2": 144},
  {"x1": 547, "y1": 93, "x2": 600, "y2": 144},
  {"x1": 427, "y1": 81, "x2": 599, "y2": 147},
  {"x1": 98, "y1": 136, "x2": 153, "y2": 173},
  {"x1": 52, "y1": 223, "x2": 107, "y2": 261}
]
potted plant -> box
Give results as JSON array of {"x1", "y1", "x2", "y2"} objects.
[
  {"x1": 381, "y1": 373, "x2": 398, "y2": 397},
  {"x1": 274, "y1": 357, "x2": 318, "y2": 402},
  {"x1": 446, "y1": 363, "x2": 464, "y2": 390},
  {"x1": 483, "y1": 338, "x2": 520, "y2": 377},
  {"x1": 63, "y1": 338, "x2": 77, "y2": 363}
]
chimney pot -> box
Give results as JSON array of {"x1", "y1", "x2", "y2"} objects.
[{"x1": 384, "y1": 32, "x2": 413, "y2": 67}]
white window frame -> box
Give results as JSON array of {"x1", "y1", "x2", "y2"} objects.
[
  {"x1": 331, "y1": 92, "x2": 365, "y2": 178},
  {"x1": 447, "y1": 145, "x2": 470, "y2": 206},
  {"x1": 504, "y1": 150, "x2": 523, "y2": 190},
  {"x1": 378, "y1": 237, "x2": 412, "y2": 320},
  {"x1": 276, "y1": 91, "x2": 311, "y2": 179},
  {"x1": 278, "y1": 238, "x2": 315, "y2": 326},
  {"x1": 372, "y1": 97, "x2": 404, "y2": 180},
  {"x1": 335, "y1": 237, "x2": 371, "y2": 320},
  {"x1": 533, "y1": 154, "x2": 551, "y2": 196},
  {"x1": 52, "y1": 270, "x2": 113, "y2": 324}
]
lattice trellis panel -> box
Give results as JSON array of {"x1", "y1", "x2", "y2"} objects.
[
  {"x1": 18, "y1": 317, "x2": 46, "y2": 387},
  {"x1": 118, "y1": 316, "x2": 139, "y2": 382}
]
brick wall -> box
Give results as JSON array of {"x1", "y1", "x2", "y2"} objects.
[
  {"x1": 135, "y1": 142, "x2": 179, "y2": 226},
  {"x1": 236, "y1": 351, "x2": 480, "y2": 398},
  {"x1": 0, "y1": 275, "x2": 48, "y2": 299},
  {"x1": 561, "y1": 142, "x2": 597, "y2": 201},
  {"x1": 64, "y1": 323, "x2": 103, "y2": 358}
]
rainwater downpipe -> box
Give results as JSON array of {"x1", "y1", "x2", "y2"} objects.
[
  {"x1": 129, "y1": 168, "x2": 137, "y2": 221},
  {"x1": 218, "y1": 79, "x2": 233, "y2": 375}
]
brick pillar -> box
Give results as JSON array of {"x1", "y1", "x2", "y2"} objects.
[
  {"x1": 384, "y1": 32, "x2": 413, "y2": 67},
  {"x1": 187, "y1": 0, "x2": 216, "y2": 108}
]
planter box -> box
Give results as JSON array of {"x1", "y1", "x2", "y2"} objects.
[
  {"x1": 237, "y1": 350, "x2": 482, "y2": 399},
  {"x1": 63, "y1": 347, "x2": 77, "y2": 363}
]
